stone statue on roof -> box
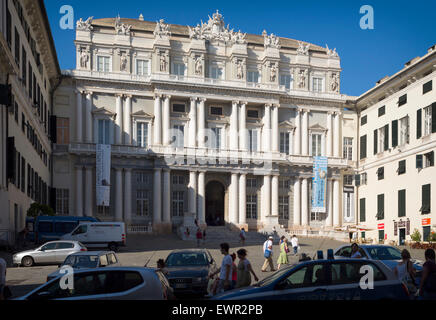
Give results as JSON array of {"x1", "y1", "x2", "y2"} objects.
[{"x1": 76, "y1": 17, "x2": 93, "y2": 31}]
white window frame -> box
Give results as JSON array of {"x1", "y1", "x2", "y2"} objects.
[
  {"x1": 247, "y1": 70, "x2": 260, "y2": 83},
  {"x1": 280, "y1": 131, "x2": 291, "y2": 155},
  {"x1": 312, "y1": 76, "x2": 324, "y2": 92},
  {"x1": 279, "y1": 196, "x2": 289, "y2": 220},
  {"x1": 96, "y1": 55, "x2": 111, "y2": 73},
  {"x1": 171, "y1": 123, "x2": 186, "y2": 148},
  {"x1": 399, "y1": 116, "x2": 410, "y2": 146},
  {"x1": 56, "y1": 189, "x2": 69, "y2": 215},
  {"x1": 172, "y1": 191, "x2": 184, "y2": 217},
  {"x1": 171, "y1": 60, "x2": 186, "y2": 77},
  {"x1": 207, "y1": 125, "x2": 225, "y2": 150},
  {"x1": 246, "y1": 194, "x2": 258, "y2": 219},
  {"x1": 209, "y1": 62, "x2": 225, "y2": 80},
  {"x1": 424, "y1": 106, "x2": 432, "y2": 136},
  {"x1": 310, "y1": 132, "x2": 323, "y2": 157},
  {"x1": 136, "y1": 59, "x2": 150, "y2": 76},
  {"x1": 134, "y1": 120, "x2": 151, "y2": 148},
  {"x1": 378, "y1": 127, "x2": 385, "y2": 154},
  {"x1": 136, "y1": 190, "x2": 150, "y2": 217},
  {"x1": 247, "y1": 128, "x2": 260, "y2": 152},
  {"x1": 280, "y1": 73, "x2": 293, "y2": 90},
  {"x1": 343, "y1": 137, "x2": 353, "y2": 161}
]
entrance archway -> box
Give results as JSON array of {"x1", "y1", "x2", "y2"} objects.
[{"x1": 206, "y1": 181, "x2": 225, "y2": 226}]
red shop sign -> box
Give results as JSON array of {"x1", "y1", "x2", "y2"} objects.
[{"x1": 378, "y1": 223, "x2": 385, "y2": 230}]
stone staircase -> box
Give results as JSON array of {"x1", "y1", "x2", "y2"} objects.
[{"x1": 202, "y1": 226, "x2": 268, "y2": 245}]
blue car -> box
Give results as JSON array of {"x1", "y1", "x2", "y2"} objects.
[{"x1": 213, "y1": 258, "x2": 410, "y2": 300}]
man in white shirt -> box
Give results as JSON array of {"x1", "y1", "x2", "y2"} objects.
[
  {"x1": 0, "y1": 257, "x2": 6, "y2": 300},
  {"x1": 209, "y1": 243, "x2": 232, "y2": 293},
  {"x1": 291, "y1": 235, "x2": 299, "y2": 255},
  {"x1": 261, "y1": 236, "x2": 275, "y2": 272}
]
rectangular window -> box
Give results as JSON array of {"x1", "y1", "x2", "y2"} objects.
[
  {"x1": 14, "y1": 28, "x2": 20, "y2": 67},
  {"x1": 391, "y1": 120, "x2": 398, "y2": 148},
  {"x1": 56, "y1": 118, "x2": 70, "y2": 145},
  {"x1": 98, "y1": 119, "x2": 111, "y2": 144},
  {"x1": 28, "y1": 63, "x2": 32, "y2": 99},
  {"x1": 399, "y1": 116, "x2": 409, "y2": 146},
  {"x1": 417, "y1": 109, "x2": 422, "y2": 139},
  {"x1": 423, "y1": 80, "x2": 432, "y2": 94},
  {"x1": 361, "y1": 173, "x2": 367, "y2": 185},
  {"x1": 210, "y1": 127, "x2": 222, "y2": 150},
  {"x1": 280, "y1": 132, "x2": 290, "y2": 154},
  {"x1": 6, "y1": 8, "x2": 12, "y2": 47},
  {"x1": 136, "y1": 60, "x2": 149, "y2": 76},
  {"x1": 21, "y1": 156, "x2": 25, "y2": 193},
  {"x1": 360, "y1": 135, "x2": 367, "y2": 160},
  {"x1": 398, "y1": 94, "x2": 407, "y2": 107},
  {"x1": 312, "y1": 77, "x2": 323, "y2": 92},
  {"x1": 397, "y1": 160, "x2": 406, "y2": 175},
  {"x1": 361, "y1": 115, "x2": 367, "y2": 126},
  {"x1": 343, "y1": 137, "x2": 353, "y2": 161},
  {"x1": 279, "y1": 196, "x2": 289, "y2": 220},
  {"x1": 136, "y1": 172, "x2": 149, "y2": 184},
  {"x1": 424, "y1": 151, "x2": 434, "y2": 168},
  {"x1": 246, "y1": 195, "x2": 258, "y2": 219},
  {"x1": 379, "y1": 230, "x2": 385, "y2": 242},
  {"x1": 56, "y1": 189, "x2": 69, "y2": 215},
  {"x1": 172, "y1": 63, "x2": 185, "y2": 76},
  {"x1": 210, "y1": 107, "x2": 223, "y2": 116},
  {"x1": 210, "y1": 66, "x2": 223, "y2": 80},
  {"x1": 136, "y1": 190, "x2": 149, "y2": 216},
  {"x1": 97, "y1": 56, "x2": 110, "y2": 72},
  {"x1": 373, "y1": 129, "x2": 378, "y2": 155},
  {"x1": 424, "y1": 105, "x2": 432, "y2": 136},
  {"x1": 360, "y1": 198, "x2": 366, "y2": 222},
  {"x1": 384, "y1": 125, "x2": 389, "y2": 151},
  {"x1": 172, "y1": 191, "x2": 184, "y2": 217},
  {"x1": 280, "y1": 74, "x2": 293, "y2": 89},
  {"x1": 248, "y1": 129, "x2": 258, "y2": 152},
  {"x1": 279, "y1": 179, "x2": 290, "y2": 189},
  {"x1": 377, "y1": 194, "x2": 384, "y2": 220},
  {"x1": 247, "y1": 71, "x2": 259, "y2": 83},
  {"x1": 421, "y1": 184, "x2": 431, "y2": 214},
  {"x1": 344, "y1": 175, "x2": 353, "y2": 186},
  {"x1": 377, "y1": 167, "x2": 384, "y2": 180},
  {"x1": 136, "y1": 122, "x2": 148, "y2": 148},
  {"x1": 247, "y1": 178, "x2": 257, "y2": 188},
  {"x1": 172, "y1": 125, "x2": 185, "y2": 148},
  {"x1": 172, "y1": 103, "x2": 186, "y2": 113},
  {"x1": 378, "y1": 106, "x2": 385, "y2": 117},
  {"x1": 311, "y1": 134, "x2": 322, "y2": 156},
  {"x1": 398, "y1": 189, "x2": 406, "y2": 217},
  {"x1": 423, "y1": 226, "x2": 431, "y2": 242},
  {"x1": 22, "y1": 47, "x2": 26, "y2": 86},
  {"x1": 172, "y1": 175, "x2": 185, "y2": 185},
  {"x1": 247, "y1": 109, "x2": 259, "y2": 119}
]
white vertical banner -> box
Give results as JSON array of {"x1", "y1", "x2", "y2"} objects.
[{"x1": 96, "y1": 144, "x2": 111, "y2": 206}]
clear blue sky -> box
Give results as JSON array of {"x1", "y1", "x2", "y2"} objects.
[{"x1": 45, "y1": 0, "x2": 436, "y2": 96}]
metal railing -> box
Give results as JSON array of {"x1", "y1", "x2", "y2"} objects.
[{"x1": 128, "y1": 224, "x2": 153, "y2": 234}]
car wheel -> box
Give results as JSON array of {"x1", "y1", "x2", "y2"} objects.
[
  {"x1": 21, "y1": 256, "x2": 34, "y2": 267},
  {"x1": 108, "y1": 242, "x2": 118, "y2": 252}
]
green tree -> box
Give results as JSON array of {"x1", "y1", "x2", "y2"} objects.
[
  {"x1": 410, "y1": 229, "x2": 422, "y2": 242},
  {"x1": 27, "y1": 203, "x2": 55, "y2": 218}
]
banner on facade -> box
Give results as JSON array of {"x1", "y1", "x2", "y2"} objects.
[
  {"x1": 343, "y1": 186, "x2": 355, "y2": 223},
  {"x1": 96, "y1": 144, "x2": 111, "y2": 207},
  {"x1": 311, "y1": 156, "x2": 328, "y2": 213}
]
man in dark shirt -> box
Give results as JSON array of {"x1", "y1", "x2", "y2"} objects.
[{"x1": 419, "y1": 248, "x2": 436, "y2": 299}]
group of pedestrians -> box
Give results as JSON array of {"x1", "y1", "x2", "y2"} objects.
[
  {"x1": 208, "y1": 243, "x2": 259, "y2": 296},
  {"x1": 261, "y1": 235, "x2": 299, "y2": 272}
]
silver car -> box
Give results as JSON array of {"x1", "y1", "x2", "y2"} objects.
[
  {"x1": 12, "y1": 241, "x2": 87, "y2": 267},
  {"x1": 16, "y1": 267, "x2": 171, "y2": 300},
  {"x1": 46, "y1": 251, "x2": 121, "y2": 282}
]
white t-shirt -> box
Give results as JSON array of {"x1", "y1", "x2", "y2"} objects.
[
  {"x1": 263, "y1": 240, "x2": 273, "y2": 253},
  {"x1": 291, "y1": 237, "x2": 299, "y2": 248},
  {"x1": 0, "y1": 257, "x2": 6, "y2": 286},
  {"x1": 219, "y1": 255, "x2": 233, "y2": 281}
]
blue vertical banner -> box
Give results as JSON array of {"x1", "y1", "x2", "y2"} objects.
[{"x1": 312, "y1": 156, "x2": 328, "y2": 213}]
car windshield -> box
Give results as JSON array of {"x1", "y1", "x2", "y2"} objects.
[
  {"x1": 254, "y1": 265, "x2": 295, "y2": 287},
  {"x1": 366, "y1": 246, "x2": 402, "y2": 260},
  {"x1": 166, "y1": 252, "x2": 208, "y2": 267},
  {"x1": 62, "y1": 255, "x2": 99, "y2": 268}
]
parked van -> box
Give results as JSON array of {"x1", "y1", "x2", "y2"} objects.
[
  {"x1": 61, "y1": 222, "x2": 126, "y2": 251},
  {"x1": 26, "y1": 216, "x2": 99, "y2": 244}
]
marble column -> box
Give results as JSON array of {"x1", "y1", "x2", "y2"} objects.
[
  {"x1": 84, "y1": 167, "x2": 93, "y2": 217},
  {"x1": 327, "y1": 111, "x2": 333, "y2": 157},
  {"x1": 239, "y1": 102, "x2": 247, "y2": 151},
  {"x1": 124, "y1": 169, "x2": 132, "y2": 223},
  {"x1": 197, "y1": 98, "x2": 206, "y2": 148},
  {"x1": 271, "y1": 175, "x2": 279, "y2": 216},
  {"x1": 263, "y1": 104, "x2": 271, "y2": 152},
  {"x1": 272, "y1": 105, "x2": 279, "y2": 152},
  {"x1": 189, "y1": 97, "x2": 197, "y2": 148},
  {"x1": 162, "y1": 95, "x2": 171, "y2": 146},
  {"x1": 76, "y1": 91, "x2": 83, "y2": 143},
  {"x1": 115, "y1": 94, "x2": 123, "y2": 145},
  {"x1": 333, "y1": 112, "x2": 341, "y2": 158},
  {"x1": 294, "y1": 109, "x2": 301, "y2": 155},
  {"x1": 85, "y1": 92, "x2": 93, "y2": 143},
  {"x1": 263, "y1": 175, "x2": 271, "y2": 219},
  {"x1": 302, "y1": 109, "x2": 309, "y2": 155},
  {"x1": 153, "y1": 95, "x2": 162, "y2": 145},
  {"x1": 229, "y1": 173, "x2": 239, "y2": 224},
  {"x1": 188, "y1": 171, "x2": 197, "y2": 219},
  {"x1": 153, "y1": 169, "x2": 162, "y2": 224},
  {"x1": 301, "y1": 178, "x2": 309, "y2": 226},
  {"x1": 124, "y1": 95, "x2": 132, "y2": 145},
  {"x1": 293, "y1": 178, "x2": 301, "y2": 226},
  {"x1": 162, "y1": 169, "x2": 171, "y2": 223},
  {"x1": 239, "y1": 173, "x2": 247, "y2": 225},
  {"x1": 230, "y1": 101, "x2": 239, "y2": 150},
  {"x1": 326, "y1": 179, "x2": 333, "y2": 227},
  {"x1": 76, "y1": 167, "x2": 83, "y2": 217},
  {"x1": 333, "y1": 178, "x2": 340, "y2": 226},
  {"x1": 115, "y1": 168, "x2": 123, "y2": 222},
  {"x1": 197, "y1": 171, "x2": 205, "y2": 224}
]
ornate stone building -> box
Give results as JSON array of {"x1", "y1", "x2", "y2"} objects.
[{"x1": 53, "y1": 12, "x2": 357, "y2": 238}]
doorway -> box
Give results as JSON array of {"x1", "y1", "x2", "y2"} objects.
[
  {"x1": 399, "y1": 228, "x2": 406, "y2": 246},
  {"x1": 205, "y1": 181, "x2": 225, "y2": 226}
]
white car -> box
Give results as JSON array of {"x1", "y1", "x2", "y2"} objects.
[{"x1": 17, "y1": 267, "x2": 172, "y2": 300}]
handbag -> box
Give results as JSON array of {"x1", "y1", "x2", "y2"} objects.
[{"x1": 264, "y1": 249, "x2": 271, "y2": 258}]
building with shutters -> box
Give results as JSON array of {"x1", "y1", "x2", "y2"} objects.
[
  {"x1": 0, "y1": 0, "x2": 60, "y2": 246},
  {"x1": 354, "y1": 45, "x2": 436, "y2": 244}
]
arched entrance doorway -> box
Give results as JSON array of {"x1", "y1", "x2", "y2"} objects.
[{"x1": 206, "y1": 181, "x2": 225, "y2": 226}]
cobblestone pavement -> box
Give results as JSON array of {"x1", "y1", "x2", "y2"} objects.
[{"x1": 0, "y1": 233, "x2": 428, "y2": 299}]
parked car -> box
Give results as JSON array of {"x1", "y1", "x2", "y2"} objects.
[
  {"x1": 61, "y1": 222, "x2": 126, "y2": 251},
  {"x1": 165, "y1": 249, "x2": 217, "y2": 297},
  {"x1": 17, "y1": 267, "x2": 171, "y2": 300},
  {"x1": 12, "y1": 240, "x2": 87, "y2": 267},
  {"x1": 334, "y1": 244, "x2": 423, "y2": 283},
  {"x1": 46, "y1": 251, "x2": 121, "y2": 282},
  {"x1": 213, "y1": 258, "x2": 410, "y2": 300}
]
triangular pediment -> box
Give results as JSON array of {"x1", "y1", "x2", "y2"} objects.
[
  {"x1": 309, "y1": 123, "x2": 326, "y2": 131},
  {"x1": 92, "y1": 107, "x2": 115, "y2": 116},
  {"x1": 132, "y1": 110, "x2": 154, "y2": 118},
  {"x1": 279, "y1": 120, "x2": 295, "y2": 129}
]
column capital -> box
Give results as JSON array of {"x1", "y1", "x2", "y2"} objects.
[
  {"x1": 190, "y1": 96, "x2": 198, "y2": 102},
  {"x1": 327, "y1": 111, "x2": 335, "y2": 116},
  {"x1": 115, "y1": 93, "x2": 124, "y2": 98},
  {"x1": 75, "y1": 89, "x2": 84, "y2": 95},
  {"x1": 273, "y1": 104, "x2": 280, "y2": 108},
  {"x1": 334, "y1": 111, "x2": 342, "y2": 116},
  {"x1": 199, "y1": 97, "x2": 207, "y2": 103},
  {"x1": 164, "y1": 95, "x2": 171, "y2": 100},
  {"x1": 232, "y1": 100, "x2": 240, "y2": 106},
  {"x1": 125, "y1": 94, "x2": 133, "y2": 99},
  {"x1": 265, "y1": 103, "x2": 272, "y2": 108},
  {"x1": 154, "y1": 93, "x2": 163, "y2": 99},
  {"x1": 303, "y1": 108, "x2": 311, "y2": 113},
  {"x1": 240, "y1": 101, "x2": 248, "y2": 106},
  {"x1": 297, "y1": 107, "x2": 304, "y2": 113},
  {"x1": 85, "y1": 91, "x2": 93, "y2": 96}
]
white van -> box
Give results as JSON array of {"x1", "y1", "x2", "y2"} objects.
[{"x1": 61, "y1": 222, "x2": 126, "y2": 251}]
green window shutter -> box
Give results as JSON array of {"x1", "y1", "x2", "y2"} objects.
[
  {"x1": 423, "y1": 226, "x2": 431, "y2": 241},
  {"x1": 417, "y1": 109, "x2": 422, "y2": 139},
  {"x1": 373, "y1": 129, "x2": 378, "y2": 154},
  {"x1": 398, "y1": 189, "x2": 406, "y2": 217},
  {"x1": 392, "y1": 120, "x2": 398, "y2": 148},
  {"x1": 379, "y1": 230, "x2": 385, "y2": 242},
  {"x1": 360, "y1": 198, "x2": 366, "y2": 222},
  {"x1": 421, "y1": 184, "x2": 431, "y2": 214},
  {"x1": 360, "y1": 135, "x2": 367, "y2": 159},
  {"x1": 398, "y1": 160, "x2": 406, "y2": 174},
  {"x1": 430, "y1": 151, "x2": 435, "y2": 167},
  {"x1": 432, "y1": 103, "x2": 436, "y2": 133},
  {"x1": 377, "y1": 194, "x2": 384, "y2": 220},
  {"x1": 384, "y1": 124, "x2": 389, "y2": 151},
  {"x1": 416, "y1": 154, "x2": 423, "y2": 169}
]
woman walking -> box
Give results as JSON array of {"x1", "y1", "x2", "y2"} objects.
[
  {"x1": 236, "y1": 249, "x2": 259, "y2": 288},
  {"x1": 230, "y1": 253, "x2": 238, "y2": 289},
  {"x1": 277, "y1": 238, "x2": 289, "y2": 270},
  {"x1": 419, "y1": 248, "x2": 436, "y2": 299},
  {"x1": 394, "y1": 249, "x2": 417, "y2": 297}
]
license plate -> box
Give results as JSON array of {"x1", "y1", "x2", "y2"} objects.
[{"x1": 174, "y1": 283, "x2": 188, "y2": 289}]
